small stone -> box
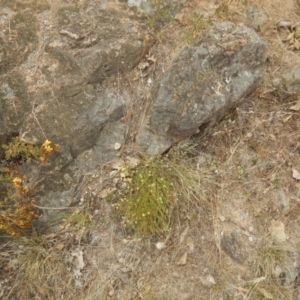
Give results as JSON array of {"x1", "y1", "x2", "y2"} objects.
[
  {"x1": 114, "y1": 142, "x2": 122, "y2": 150},
  {"x1": 219, "y1": 216, "x2": 226, "y2": 222},
  {"x1": 200, "y1": 275, "x2": 216, "y2": 287},
  {"x1": 272, "y1": 77, "x2": 281, "y2": 87},
  {"x1": 273, "y1": 265, "x2": 282, "y2": 278},
  {"x1": 293, "y1": 169, "x2": 300, "y2": 180},
  {"x1": 186, "y1": 237, "x2": 195, "y2": 252},
  {"x1": 156, "y1": 242, "x2": 166, "y2": 250},
  {"x1": 268, "y1": 220, "x2": 286, "y2": 243},
  {"x1": 177, "y1": 252, "x2": 188, "y2": 265},
  {"x1": 221, "y1": 231, "x2": 246, "y2": 263},
  {"x1": 173, "y1": 272, "x2": 180, "y2": 277}
]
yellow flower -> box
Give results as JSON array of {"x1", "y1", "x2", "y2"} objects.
[
  {"x1": 43, "y1": 139, "x2": 51, "y2": 146},
  {"x1": 13, "y1": 177, "x2": 23, "y2": 184},
  {"x1": 13, "y1": 177, "x2": 24, "y2": 189}
]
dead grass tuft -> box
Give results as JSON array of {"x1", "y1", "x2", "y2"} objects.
[
  {"x1": 4, "y1": 234, "x2": 74, "y2": 299},
  {"x1": 246, "y1": 242, "x2": 295, "y2": 299}
]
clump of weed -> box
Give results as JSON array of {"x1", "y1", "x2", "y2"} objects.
[
  {"x1": 3, "y1": 137, "x2": 60, "y2": 163},
  {"x1": 144, "y1": 0, "x2": 173, "y2": 31},
  {"x1": 3, "y1": 137, "x2": 41, "y2": 163},
  {"x1": 60, "y1": 199, "x2": 95, "y2": 231},
  {"x1": 247, "y1": 242, "x2": 295, "y2": 299},
  {"x1": 118, "y1": 157, "x2": 175, "y2": 236},
  {"x1": 215, "y1": 3, "x2": 230, "y2": 19},
  {"x1": 6, "y1": 233, "x2": 75, "y2": 299},
  {"x1": 184, "y1": 13, "x2": 212, "y2": 45},
  {"x1": 117, "y1": 143, "x2": 210, "y2": 236},
  {"x1": 0, "y1": 137, "x2": 60, "y2": 237},
  {"x1": 0, "y1": 171, "x2": 39, "y2": 237}
]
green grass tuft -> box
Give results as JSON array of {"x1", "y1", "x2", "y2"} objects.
[
  {"x1": 117, "y1": 143, "x2": 210, "y2": 236},
  {"x1": 119, "y1": 157, "x2": 176, "y2": 236}
]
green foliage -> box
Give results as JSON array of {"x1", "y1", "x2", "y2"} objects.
[
  {"x1": 2, "y1": 137, "x2": 59, "y2": 163},
  {"x1": 0, "y1": 171, "x2": 39, "y2": 237},
  {"x1": 3, "y1": 136, "x2": 42, "y2": 162},
  {"x1": 237, "y1": 164, "x2": 245, "y2": 177},
  {"x1": 116, "y1": 145, "x2": 208, "y2": 236},
  {"x1": 119, "y1": 158, "x2": 176, "y2": 236},
  {"x1": 184, "y1": 13, "x2": 211, "y2": 45},
  {"x1": 144, "y1": 0, "x2": 173, "y2": 31},
  {"x1": 215, "y1": 3, "x2": 230, "y2": 19},
  {"x1": 0, "y1": 137, "x2": 59, "y2": 236},
  {"x1": 61, "y1": 207, "x2": 95, "y2": 230}
]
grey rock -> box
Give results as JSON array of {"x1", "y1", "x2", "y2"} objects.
[
  {"x1": 69, "y1": 90, "x2": 126, "y2": 159},
  {"x1": 1, "y1": 1, "x2": 145, "y2": 147},
  {"x1": 0, "y1": 4, "x2": 267, "y2": 226},
  {"x1": 70, "y1": 120, "x2": 128, "y2": 173},
  {"x1": 281, "y1": 65, "x2": 300, "y2": 92},
  {"x1": 0, "y1": 1, "x2": 146, "y2": 215},
  {"x1": 136, "y1": 22, "x2": 266, "y2": 155},
  {"x1": 128, "y1": 0, "x2": 184, "y2": 15},
  {"x1": 277, "y1": 189, "x2": 290, "y2": 212},
  {"x1": 221, "y1": 231, "x2": 246, "y2": 264},
  {"x1": 246, "y1": 3, "x2": 269, "y2": 31},
  {"x1": 0, "y1": 10, "x2": 39, "y2": 75}
]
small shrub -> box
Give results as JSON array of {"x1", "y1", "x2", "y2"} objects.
[
  {"x1": 215, "y1": 3, "x2": 230, "y2": 19},
  {"x1": 0, "y1": 138, "x2": 60, "y2": 236},
  {"x1": 0, "y1": 171, "x2": 39, "y2": 237},
  {"x1": 119, "y1": 158, "x2": 176, "y2": 236},
  {"x1": 184, "y1": 13, "x2": 211, "y2": 45},
  {"x1": 144, "y1": 0, "x2": 173, "y2": 31},
  {"x1": 117, "y1": 145, "x2": 208, "y2": 236},
  {"x1": 3, "y1": 137, "x2": 60, "y2": 163}
]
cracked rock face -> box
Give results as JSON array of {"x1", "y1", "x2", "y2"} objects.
[
  {"x1": 136, "y1": 22, "x2": 266, "y2": 155},
  {"x1": 1, "y1": 1, "x2": 146, "y2": 154},
  {"x1": 0, "y1": 1, "x2": 147, "y2": 217},
  {"x1": 0, "y1": 0, "x2": 265, "y2": 222}
]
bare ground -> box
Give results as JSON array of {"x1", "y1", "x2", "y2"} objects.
[{"x1": 1, "y1": 0, "x2": 300, "y2": 299}]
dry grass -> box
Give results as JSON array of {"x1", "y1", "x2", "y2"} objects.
[
  {"x1": 2, "y1": 0, "x2": 300, "y2": 299},
  {"x1": 3, "y1": 234, "x2": 77, "y2": 299}
]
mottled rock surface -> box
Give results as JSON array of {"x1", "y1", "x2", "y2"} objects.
[
  {"x1": 0, "y1": 0, "x2": 148, "y2": 214},
  {"x1": 136, "y1": 22, "x2": 266, "y2": 155},
  {"x1": 0, "y1": 2, "x2": 267, "y2": 220},
  {"x1": 221, "y1": 231, "x2": 247, "y2": 264}
]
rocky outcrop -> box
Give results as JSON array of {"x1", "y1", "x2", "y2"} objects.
[
  {"x1": 0, "y1": 1, "x2": 148, "y2": 215},
  {"x1": 0, "y1": 1, "x2": 266, "y2": 220},
  {"x1": 1, "y1": 0, "x2": 150, "y2": 149},
  {"x1": 136, "y1": 22, "x2": 266, "y2": 155}
]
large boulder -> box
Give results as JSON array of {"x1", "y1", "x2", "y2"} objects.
[
  {"x1": 0, "y1": 1, "x2": 148, "y2": 215},
  {"x1": 136, "y1": 22, "x2": 266, "y2": 155},
  {"x1": 1, "y1": 1, "x2": 147, "y2": 160}
]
